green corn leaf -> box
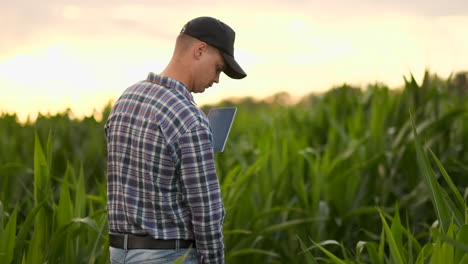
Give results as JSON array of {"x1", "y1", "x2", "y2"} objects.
[
  {"x1": 442, "y1": 224, "x2": 456, "y2": 264},
  {"x1": 224, "y1": 229, "x2": 252, "y2": 235},
  {"x1": 75, "y1": 166, "x2": 86, "y2": 218},
  {"x1": 70, "y1": 217, "x2": 99, "y2": 232},
  {"x1": 260, "y1": 218, "x2": 323, "y2": 234},
  {"x1": 429, "y1": 149, "x2": 466, "y2": 216},
  {"x1": 379, "y1": 210, "x2": 405, "y2": 264},
  {"x1": 27, "y1": 134, "x2": 52, "y2": 264},
  {"x1": 172, "y1": 247, "x2": 192, "y2": 264},
  {"x1": 34, "y1": 132, "x2": 50, "y2": 205},
  {"x1": 299, "y1": 239, "x2": 341, "y2": 254},
  {"x1": 57, "y1": 164, "x2": 73, "y2": 229},
  {"x1": 227, "y1": 248, "x2": 280, "y2": 258},
  {"x1": 405, "y1": 213, "x2": 415, "y2": 264},
  {"x1": 220, "y1": 165, "x2": 242, "y2": 194},
  {"x1": 13, "y1": 201, "x2": 45, "y2": 262},
  {"x1": 435, "y1": 227, "x2": 468, "y2": 254},
  {"x1": 0, "y1": 208, "x2": 17, "y2": 264},
  {"x1": 0, "y1": 200, "x2": 3, "y2": 238},
  {"x1": 364, "y1": 242, "x2": 383, "y2": 264},
  {"x1": 378, "y1": 224, "x2": 386, "y2": 263},
  {"x1": 441, "y1": 188, "x2": 465, "y2": 227},
  {"x1": 46, "y1": 130, "x2": 53, "y2": 172},
  {"x1": 390, "y1": 206, "x2": 405, "y2": 260},
  {"x1": 455, "y1": 225, "x2": 468, "y2": 262},
  {"x1": 26, "y1": 211, "x2": 46, "y2": 264},
  {"x1": 415, "y1": 244, "x2": 433, "y2": 264},
  {"x1": 311, "y1": 240, "x2": 346, "y2": 264},
  {"x1": 88, "y1": 215, "x2": 108, "y2": 264},
  {"x1": 411, "y1": 112, "x2": 452, "y2": 233},
  {"x1": 459, "y1": 254, "x2": 468, "y2": 264},
  {"x1": 296, "y1": 236, "x2": 318, "y2": 264}
]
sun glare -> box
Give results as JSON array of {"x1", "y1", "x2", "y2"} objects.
[{"x1": 1, "y1": 5, "x2": 468, "y2": 122}]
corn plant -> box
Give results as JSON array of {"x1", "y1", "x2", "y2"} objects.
[{"x1": 1, "y1": 71, "x2": 467, "y2": 263}]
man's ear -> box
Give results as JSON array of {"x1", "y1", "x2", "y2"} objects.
[{"x1": 193, "y1": 41, "x2": 208, "y2": 60}]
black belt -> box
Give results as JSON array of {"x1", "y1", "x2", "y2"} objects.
[{"x1": 109, "y1": 233, "x2": 196, "y2": 250}]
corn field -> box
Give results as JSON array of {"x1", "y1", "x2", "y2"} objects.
[{"x1": 1, "y1": 71, "x2": 467, "y2": 263}]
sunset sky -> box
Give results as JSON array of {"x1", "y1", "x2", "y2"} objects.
[{"x1": 1, "y1": 0, "x2": 468, "y2": 121}]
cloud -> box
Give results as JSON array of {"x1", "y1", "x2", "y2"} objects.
[
  {"x1": 291, "y1": 0, "x2": 467, "y2": 17},
  {"x1": 2, "y1": 0, "x2": 467, "y2": 48},
  {"x1": 0, "y1": 2, "x2": 183, "y2": 56}
]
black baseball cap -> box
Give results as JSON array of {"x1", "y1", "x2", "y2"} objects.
[{"x1": 181, "y1": 16, "x2": 247, "y2": 79}]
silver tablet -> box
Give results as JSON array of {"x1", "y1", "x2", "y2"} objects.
[{"x1": 207, "y1": 107, "x2": 237, "y2": 153}]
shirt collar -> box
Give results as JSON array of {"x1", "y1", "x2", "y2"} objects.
[{"x1": 146, "y1": 72, "x2": 196, "y2": 104}]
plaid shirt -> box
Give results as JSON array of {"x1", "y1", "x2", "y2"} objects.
[{"x1": 105, "y1": 73, "x2": 225, "y2": 263}]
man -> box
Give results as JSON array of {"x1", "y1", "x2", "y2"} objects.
[{"x1": 105, "y1": 16, "x2": 246, "y2": 264}]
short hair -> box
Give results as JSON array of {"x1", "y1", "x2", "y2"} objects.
[
  {"x1": 174, "y1": 33, "x2": 219, "y2": 56},
  {"x1": 174, "y1": 33, "x2": 198, "y2": 55}
]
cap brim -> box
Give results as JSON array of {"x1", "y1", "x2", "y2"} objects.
[{"x1": 221, "y1": 52, "x2": 247, "y2": 79}]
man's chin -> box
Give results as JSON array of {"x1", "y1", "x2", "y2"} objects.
[{"x1": 193, "y1": 88, "x2": 206, "y2": 94}]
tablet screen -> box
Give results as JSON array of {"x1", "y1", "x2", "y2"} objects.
[{"x1": 207, "y1": 107, "x2": 237, "y2": 153}]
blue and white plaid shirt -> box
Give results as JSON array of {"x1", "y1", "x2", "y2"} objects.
[{"x1": 105, "y1": 73, "x2": 225, "y2": 263}]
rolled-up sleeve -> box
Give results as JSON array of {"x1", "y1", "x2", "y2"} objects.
[{"x1": 178, "y1": 124, "x2": 225, "y2": 263}]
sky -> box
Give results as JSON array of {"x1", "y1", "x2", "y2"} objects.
[{"x1": 1, "y1": 0, "x2": 468, "y2": 121}]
